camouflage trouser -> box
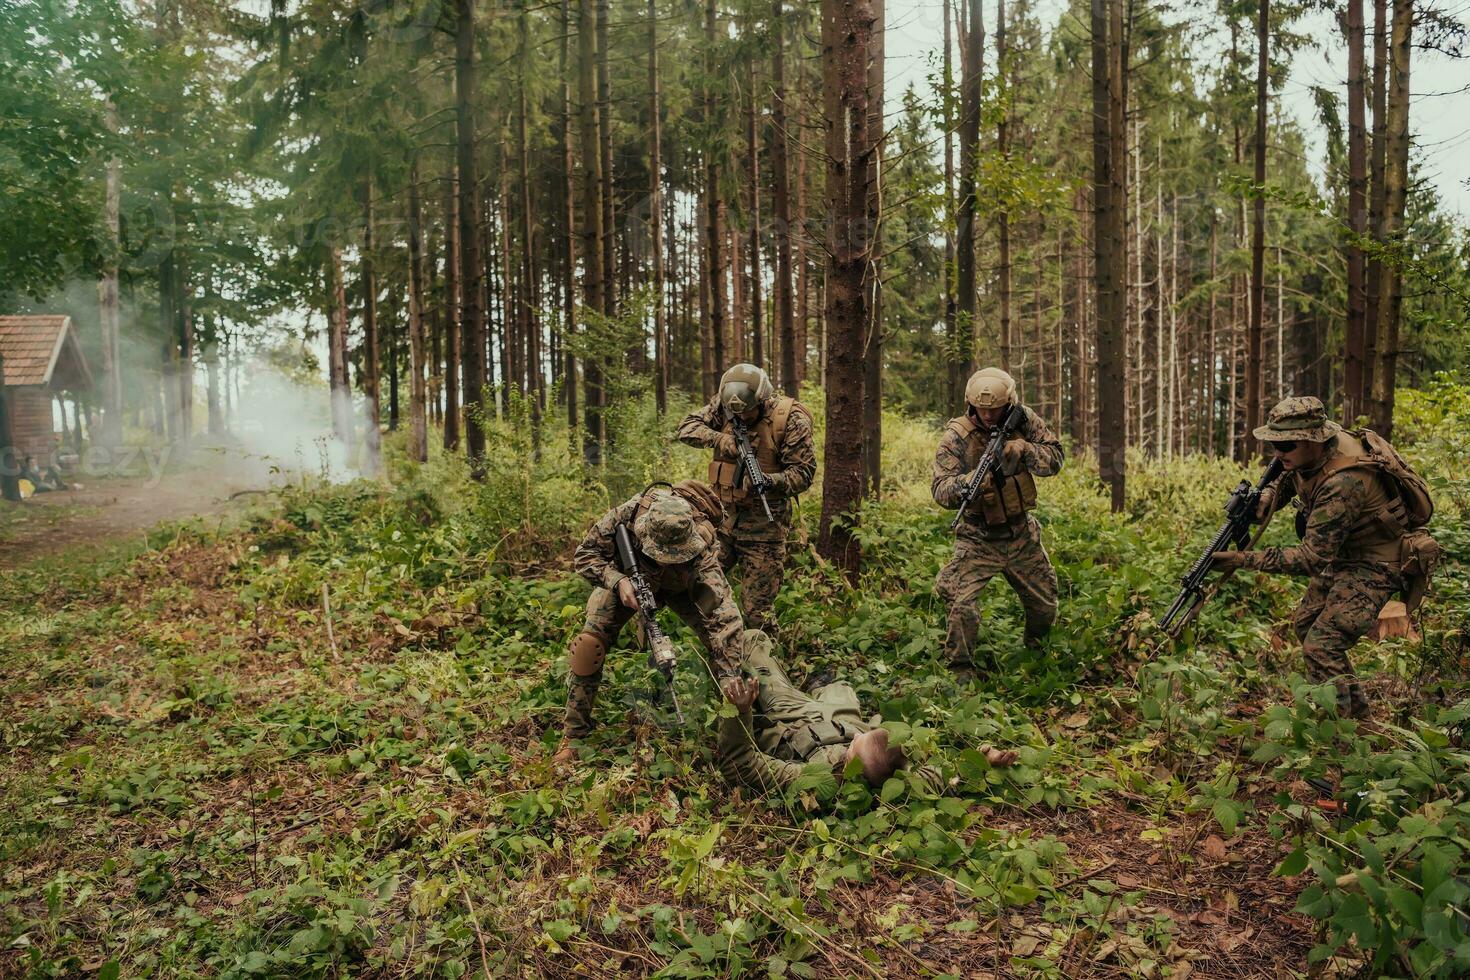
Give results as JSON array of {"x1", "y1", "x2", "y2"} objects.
[
  {"x1": 564, "y1": 583, "x2": 741, "y2": 738},
  {"x1": 719, "y1": 533, "x2": 786, "y2": 631},
  {"x1": 935, "y1": 516, "x2": 1058, "y2": 668},
  {"x1": 1293, "y1": 563, "x2": 1399, "y2": 717}
]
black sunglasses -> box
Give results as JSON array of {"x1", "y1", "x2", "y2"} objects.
[{"x1": 1273, "y1": 440, "x2": 1299, "y2": 453}]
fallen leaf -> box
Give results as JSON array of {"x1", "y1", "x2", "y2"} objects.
[
  {"x1": 1200, "y1": 835, "x2": 1228, "y2": 861},
  {"x1": 1216, "y1": 927, "x2": 1253, "y2": 953},
  {"x1": 1116, "y1": 872, "x2": 1142, "y2": 888},
  {"x1": 1062, "y1": 712, "x2": 1090, "y2": 728}
]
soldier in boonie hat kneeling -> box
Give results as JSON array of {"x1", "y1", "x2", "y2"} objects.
[
  {"x1": 1211, "y1": 396, "x2": 1433, "y2": 719},
  {"x1": 554, "y1": 488, "x2": 747, "y2": 764}
]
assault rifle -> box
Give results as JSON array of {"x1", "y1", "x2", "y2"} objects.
[
  {"x1": 950, "y1": 405, "x2": 1024, "y2": 532},
  {"x1": 731, "y1": 417, "x2": 776, "y2": 523},
  {"x1": 1159, "y1": 457, "x2": 1284, "y2": 637},
  {"x1": 614, "y1": 523, "x2": 686, "y2": 724}
]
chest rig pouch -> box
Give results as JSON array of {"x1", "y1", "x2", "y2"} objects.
[
  {"x1": 709, "y1": 397, "x2": 796, "y2": 505},
  {"x1": 948, "y1": 415, "x2": 1036, "y2": 526},
  {"x1": 777, "y1": 717, "x2": 851, "y2": 762}
]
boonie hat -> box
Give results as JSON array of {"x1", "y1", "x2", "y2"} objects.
[
  {"x1": 633, "y1": 492, "x2": 707, "y2": 564},
  {"x1": 1252, "y1": 396, "x2": 1342, "y2": 443}
]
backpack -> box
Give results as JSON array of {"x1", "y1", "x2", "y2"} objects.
[
  {"x1": 634, "y1": 480, "x2": 725, "y2": 544},
  {"x1": 1354, "y1": 428, "x2": 1435, "y2": 529}
]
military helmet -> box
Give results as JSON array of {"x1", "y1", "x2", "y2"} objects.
[
  {"x1": 633, "y1": 491, "x2": 707, "y2": 564},
  {"x1": 1252, "y1": 396, "x2": 1342, "y2": 444},
  {"x1": 964, "y1": 367, "x2": 1017, "y2": 410},
  {"x1": 719, "y1": 363, "x2": 774, "y2": 415}
]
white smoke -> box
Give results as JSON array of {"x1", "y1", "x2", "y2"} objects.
[{"x1": 225, "y1": 355, "x2": 363, "y2": 485}]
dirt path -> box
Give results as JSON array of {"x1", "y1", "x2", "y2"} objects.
[{"x1": 0, "y1": 462, "x2": 268, "y2": 570}]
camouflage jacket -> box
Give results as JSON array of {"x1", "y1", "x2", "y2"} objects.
[
  {"x1": 716, "y1": 635, "x2": 946, "y2": 796},
  {"x1": 931, "y1": 405, "x2": 1064, "y2": 508},
  {"x1": 675, "y1": 396, "x2": 816, "y2": 534},
  {"x1": 1243, "y1": 453, "x2": 1394, "y2": 577}
]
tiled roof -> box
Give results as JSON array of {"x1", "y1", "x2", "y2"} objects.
[{"x1": 0, "y1": 315, "x2": 75, "y2": 387}]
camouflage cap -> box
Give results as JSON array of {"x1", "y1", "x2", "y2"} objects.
[
  {"x1": 633, "y1": 492, "x2": 707, "y2": 564},
  {"x1": 965, "y1": 367, "x2": 1017, "y2": 410},
  {"x1": 1252, "y1": 396, "x2": 1342, "y2": 443},
  {"x1": 719, "y1": 363, "x2": 774, "y2": 415}
]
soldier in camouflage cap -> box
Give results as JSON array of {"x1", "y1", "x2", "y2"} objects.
[
  {"x1": 932, "y1": 368, "x2": 1065, "y2": 676},
  {"x1": 676, "y1": 364, "x2": 816, "y2": 631},
  {"x1": 554, "y1": 488, "x2": 746, "y2": 764},
  {"x1": 1213, "y1": 396, "x2": 1413, "y2": 718}
]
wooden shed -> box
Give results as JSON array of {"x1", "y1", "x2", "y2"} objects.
[{"x1": 0, "y1": 315, "x2": 94, "y2": 464}]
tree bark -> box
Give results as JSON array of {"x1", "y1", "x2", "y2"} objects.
[
  {"x1": 1245, "y1": 0, "x2": 1267, "y2": 461},
  {"x1": 648, "y1": 0, "x2": 668, "y2": 413},
  {"x1": 704, "y1": 0, "x2": 726, "y2": 394},
  {"x1": 328, "y1": 246, "x2": 353, "y2": 447},
  {"x1": 862, "y1": 0, "x2": 884, "y2": 499},
  {"x1": 407, "y1": 163, "x2": 429, "y2": 464},
  {"x1": 360, "y1": 176, "x2": 383, "y2": 476},
  {"x1": 579, "y1": 0, "x2": 607, "y2": 463},
  {"x1": 596, "y1": 0, "x2": 616, "y2": 316},
  {"x1": 1370, "y1": 0, "x2": 1410, "y2": 437},
  {"x1": 943, "y1": 0, "x2": 958, "y2": 410},
  {"x1": 98, "y1": 99, "x2": 123, "y2": 450},
  {"x1": 443, "y1": 165, "x2": 462, "y2": 451},
  {"x1": 772, "y1": 0, "x2": 797, "y2": 397},
  {"x1": 818, "y1": 0, "x2": 875, "y2": 579},
  {"x1": 996, "y1": 0, "x2": 1011, "y2": 374},
  {"x1": 747, "y1": 56, "x2": 764, "y2": 369},
  {"x1": 561, "y1": 0, "x2": 579, "y2": 439},
  {"x1": 1344, "y1": 0, "x2": 1368, "y2": 420},
  {"x1": 954, "y1": 0, "x2": 984, "y2": 402},
  {"x1": 1363, "y1": 0, "x2": 1387, "y2": 411},
  {"x1": 455, "y1": 0, "x2": 486, "y2": 477},
  {"x1": 1092, "y1": 0, "x2": 1126, "y2": 511}
]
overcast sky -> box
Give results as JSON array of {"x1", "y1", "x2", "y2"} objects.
[{"x1": 881, "y1": 0, "x2": 1470, "y2": 221}]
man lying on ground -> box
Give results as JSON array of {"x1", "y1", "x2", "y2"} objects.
[{"x1": 717, "y1": 629, "x2": 1017, "y2": 795}]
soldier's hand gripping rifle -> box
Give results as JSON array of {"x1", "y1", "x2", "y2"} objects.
[
  {"x1": 1159, "y1": 457, "x2": 1284, "y2": 637},
  {"x1": 614, "y1": 523, "x2": 686, "y2": 724},
  {"x1": 950, "y1": 405, "x2": 1024, "y2": 532},
  {"x1": 731, "y1": 417, "x2": 776, "y2": 523}
]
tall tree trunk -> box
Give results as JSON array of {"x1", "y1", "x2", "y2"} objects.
[
  {"x1": 517, "y1": 5, "x2": 543, "y2": 446},
  {"x1": 996, "y1": 0, "x2": 1011, "y2": 373},
  {"x1": 648, "y1": 0, "x2": 668, "y2": 413},
  {"x1": 818, "y1": 0, "x2": 874, "y2": 578},
  {"x1": 177, "y1": 255, "x2": 194, "y2": 441},
  {"x1": 704, "y1": 0, "x2": 726, "y2": 394},
  {"x1": 98, "y1": 99, "x2": 123, "y2": 450},
  {"x1": 943, "y1": 0, "x2": 958, "y2": 411},
  {"x1": 954, "y1": 0, "x2": 984, "y2": 401},
  {"x1": 1092, "y1": 0, "x2": 1126, "y2": 511},
  {"x1": 1245, "y1": 0, "x2": 1268, "y2": 461},
  {"x1": 444, "y1": 165, "x2": 463, "y2": 450},
  {"x1": 747, "y1": 59, "x2": 764, "y2": 369},
  {"x1": 1344, "y1": 0, "x2": 1368, "y2": 420},
  {"x1": 560, "y1": 0, "x2": 579, "y2": 439},
  {"x1": 407, "y1": 160, "x2": 429, "y2": 464},
  {"x1": 455, "y1": 0, "x2": 486, "y2": 477},
  {"x1": 1363, "y1": 0, "x2": 1387, "y2": 412},
  {"x1": 360, "y1": 177, "x2": 383, "y2": 476},
  {"x1": 580, "y1": 0, "x2": 607, "y2": 463},
  {"x1": 862, "y1": 0, "x2": 884, "y2": 499},
  {"x1": 328, "y1": 246, "x2": 353, "y2": 447},
  {"x1": 596, "y1": 0, "x2": 616, "y2": 316},
  {"x1": 772, "y1": 0, "x2": 797, "y2": 396},
  {"x1": 1371, "y1": 0, "x2": 1410, "y2": 437}
]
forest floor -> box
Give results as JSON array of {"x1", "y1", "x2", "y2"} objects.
[
  {"x1": 0, "y1": 443, "x2": 301, "y2": 569},
  {"x1": 1, "y1": 396, "x2": 1466, "y2": 978}
]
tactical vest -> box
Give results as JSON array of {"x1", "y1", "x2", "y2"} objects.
[
  {"x1": 947, "y1": 414, "x2": 1037, "y2": 526},
  {"x1": 708, "y1": 396, "x2": 797, "y2": 505},
  {"x1": 1292, "y1": 433, "x2": 1406, "y2": 564}
]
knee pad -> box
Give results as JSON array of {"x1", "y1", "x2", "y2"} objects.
[{"x1": 568, "y1": 632, "x2": 607, "y2": 676}]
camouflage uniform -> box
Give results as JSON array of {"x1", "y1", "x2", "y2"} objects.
[
  {"x1": 1235, "y1": 397, "x2": 1407, "y2": 717},
  {"x1": 932, "y1": 371, "x2": 1064, "y2": 670},
  {"x1": 676, "y1": 365, "x2": 816, "y2": 631},
  {"x1": 717, "y1": 630, "x2": 946, "y2": 795},
  {"x1": 563, "y1": 492, "x2": 745, "y2": 739}
]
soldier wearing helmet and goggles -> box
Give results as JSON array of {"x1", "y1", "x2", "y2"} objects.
[
  {"x1": 932, "y1": 368, "x2": 1065, "y2": 675},
  {"x1": 676, "y1": 364, "x2": 816, "y2": 631}
]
